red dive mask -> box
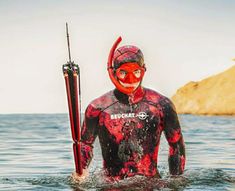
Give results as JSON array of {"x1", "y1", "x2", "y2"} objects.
[
  {"x1": 116, "y1": 62, "x2": 145, "y2": 84},
  {"x1": 107, "y1": 37, "x2": 146, "y2": 94}
]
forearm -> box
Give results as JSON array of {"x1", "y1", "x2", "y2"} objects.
[
  {"x1": 80, "y1": 141, "x2": 94, "y2": 169},
  {"x1": 168, "y1": 137, "x2": 186, "y2": 175}
]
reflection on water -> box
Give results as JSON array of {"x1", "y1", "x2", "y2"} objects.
[{"x1": 0, "y1": 114, "x2": 234, "y2": 190}]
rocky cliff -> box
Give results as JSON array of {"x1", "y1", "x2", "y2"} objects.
[{"x1": 171, "y1": 65, "x2": 235, "y2": 115}]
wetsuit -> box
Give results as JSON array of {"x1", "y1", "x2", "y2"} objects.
[{"x1": 80, "y1": 86, "x2": 186, "y2": 180}]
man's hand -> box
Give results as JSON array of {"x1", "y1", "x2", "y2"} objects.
[{"x1": 71, "y1": 169, "x2": 89, "y2": 183}]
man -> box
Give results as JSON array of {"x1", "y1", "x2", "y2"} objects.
[{"x1": 72, "y1": 38, "x2": 186, "y2": 182}]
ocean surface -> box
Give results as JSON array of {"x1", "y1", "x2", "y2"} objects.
[{"x1": 0, "y1": 114, "x2": 234, "y2": 191}]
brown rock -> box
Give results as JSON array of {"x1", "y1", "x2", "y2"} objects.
[{"x1": 171, "y1": 65, "x2": 235, "y2": 115}]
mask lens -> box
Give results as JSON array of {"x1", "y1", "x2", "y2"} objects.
[
  {"x1": 117, "y1": 70, "x2": 127, "y2": 79},
  {"x1": 133, "y1": 69, "x2": 141, "y2": 78}
]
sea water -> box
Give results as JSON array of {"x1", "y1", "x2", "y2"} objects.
[{"x1": 0, "y1": 114, "x2": 234, "y2": 191}]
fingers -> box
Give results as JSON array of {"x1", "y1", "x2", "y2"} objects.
[{"x1": 71, "y1": 169, "x2": 89, "y2": 183}]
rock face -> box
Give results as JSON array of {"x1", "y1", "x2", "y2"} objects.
[{"x1": 171, "y1": 65, "x2": 235, "y2": 115}]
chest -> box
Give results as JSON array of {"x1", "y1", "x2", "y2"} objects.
[{"x1": 99, "y1": 102, "x2": 162, "y2": 143}]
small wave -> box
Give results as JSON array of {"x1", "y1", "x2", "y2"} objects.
[
  {"x1": 184, "y1": 168, "x2": 235, "y2": 190},
  {"x1": 0, "y1": 175, "x2": 71, "y2": 191},
  {"x1": 1, "y1": 168, "x2": 234, "y2": 191},
  {"x1": 69, "y1": 170, "x2": 189, "y2": 191}
]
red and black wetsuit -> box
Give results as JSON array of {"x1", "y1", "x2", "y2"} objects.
[{"x1": 80, "y1": 86, "x2": 186, "y2": 180}]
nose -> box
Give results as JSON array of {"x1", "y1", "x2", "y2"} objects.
[{"x1": 125, "y1": 73, "x2": 137, "y2": 83}]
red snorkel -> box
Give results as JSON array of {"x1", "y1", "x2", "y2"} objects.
[{"x1": 107, "y1": 37, "x2": 136, "y2": 95}]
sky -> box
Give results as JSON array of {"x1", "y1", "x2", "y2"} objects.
[{"x1": 0, "y1": 0, "x2": 235, "y2": 113}]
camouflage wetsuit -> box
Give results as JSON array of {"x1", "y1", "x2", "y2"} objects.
[{"x1": 80, "y1": 86, "x2": 186, "y2": 180}]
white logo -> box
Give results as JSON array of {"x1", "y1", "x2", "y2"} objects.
[
  {"x1": 110, "y1": 112, "x2": 148, "y2": 120},
  {"x1": 110, "y1": 113, "x2": 135, "y2": 120},
  {"x1": 136, "y1": 112, "x2": 148, "y2": 120}
]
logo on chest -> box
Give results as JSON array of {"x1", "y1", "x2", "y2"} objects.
[{"x1": 110, "y1": 112, "x2": 148, "y2": 120}]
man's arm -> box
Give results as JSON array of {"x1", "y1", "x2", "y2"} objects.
[
  {"x1": 161, "y1": 98, "x2": 186, "y2": 175},
  {"x1": 72, "y1": 103, "x2": 100, "y2": 182},
  {"x1": 80, "y1": 103, "x2": 100, "y2": 169}
]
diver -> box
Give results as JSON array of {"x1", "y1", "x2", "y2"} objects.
[{"x1": 72, "y1": 38, "x2": 186, "y2": 182}]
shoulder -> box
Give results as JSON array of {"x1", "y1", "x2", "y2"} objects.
[
  {"x1": 85, "y1": 90, "x2": 117, "y2": 117},
  {"x1": 144, "y1": 88, "x2": 167, "y2": 104},
  {"x1": 144, "y1": 88, "x2": 176, "y2": 112},
  {"x1": 89, "y1": 90, "x2": 117, "y2": 109}
]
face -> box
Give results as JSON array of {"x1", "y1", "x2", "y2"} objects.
[{"x1": 116, "y1": 62, "x2": 145, "y2": 90}]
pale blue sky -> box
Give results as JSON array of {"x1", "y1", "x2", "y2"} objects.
[{"x1": 0, "y1": 1, "x2": 234, "y2": 113}]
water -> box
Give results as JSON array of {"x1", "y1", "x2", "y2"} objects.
[{"x1": 0, "y1": 114, "x2": 234, "y2": 191}]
